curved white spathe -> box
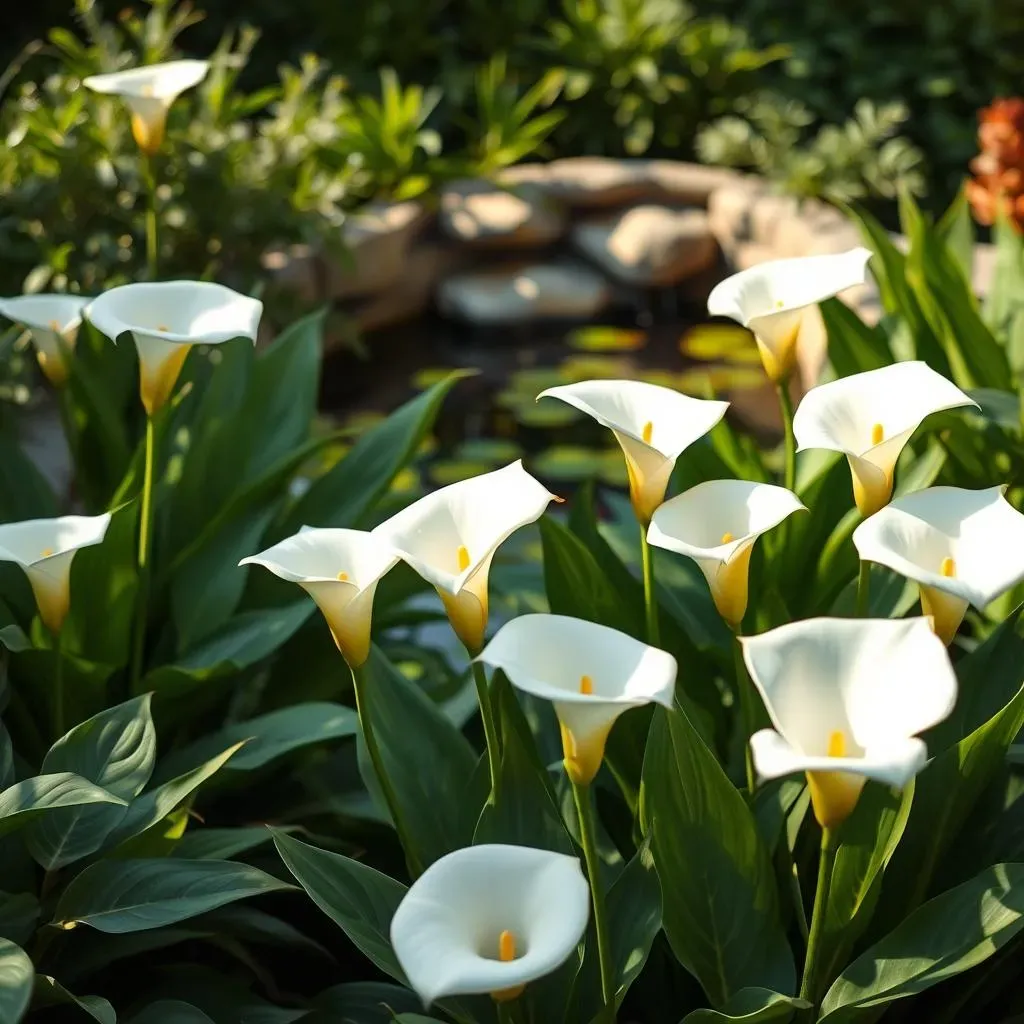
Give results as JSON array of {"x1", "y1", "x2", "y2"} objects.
[
  {"x1": 375, "y1": 461, "x2": 556, "y2": 653},
  {"x1": 707, "y1": 248, "x2": 872, "y2": 382},
  {"x1": 537, "y1": 379, "x2": 728, "y2": 523},
  {"x1": 390, "y1": 844, "x2": 590, "y2": 1005},
  {"x1": 86, "y1": 281, "x2": 263, "y2": 414},
  {"x1": 741, "y1": 616, "x2": 957, "y2": 827},
  {"x1": 792, "y1": 361, "x2": 975, "y2": 516},
  {"x1": 0, "y1": 294, "x2": 90, "y2": 386},
  {"x1": 240, "y1": 527, "x2": 398, "y2": 667},
  {"x1": 853, "y1": 485, "x2": 1024, "y2": 644},
  {"x1": 478, "y1": 613, "x2": 676, "y2": 784},
  {"x1": 648, "y1": 479, "x2": 804, "y2": 627},
  {"x1": 83, "y1": 60, "x2": 209, "y2": 154},
  {"x1": 0, "y1": 513, "x2": 111, "y2": 633}
]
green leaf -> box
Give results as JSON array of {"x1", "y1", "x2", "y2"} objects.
[
  {"x1": 272, "y1": 829, "x2": 406, "y2": 981},
  {"x1": 54, "y1": 858, "x2": 295, "y2": 934},
  {"x1": 307, "y1": 982, "x2": 421, "y2": 1024},
  {"x1": 33, "y1": 976, "x2": 116, "y2": 1023},
  {"x1": 172, "y1": 826, "x2": 284, "y2": 861},
  {"x1": 141, "y1": 602, "x2": 314, "y2": 706},
  {"x1": 26, "y1": 695, "x2": 156, "y2": 869},
  {"x1": 681, "y1": 988, "x2": 809, "y2": 1023},
  {"x1": 0, "y1": 892, "x2": 39, "y2": 946},
  {"x1": 104, "y1": 743, "x2": 245, "y2": 849},
  {"x1": 640, "y1": 707, "x2": 794, "y2": 1006},
  {"x1": 0, "y1": 432, "x2": 58, "y2": 524},
  {"x1": 983, "y1": 207, "x2": 1024, "y2": 340},
  {"x1": 935, "y1": 188, "x2": 975, "y2": 282},
  {"x1": 0, "y1": 939, "x2": 32, "y2": 1024},
  {"x1": 820, "y1": 297, "x2": 892, "y2": 378},
  {"x1": 819, "y1": 782, "x2": 913, "y2": 982},
  {"x1": 154, "y1": 702, "x2": 358, "y2": 782},
  {"x1": 281, "y1": 370, "x2": 471, "y2": 533},
  {"x1": 820, "y1": 864, "x2": 1024, "y2": 1023},
  {"x1": 0, "y1": 773, "x2": 126, "y2": 838},
  {"x1": 607, "y1": 842, "x2": 662, "y2": 1005},
  {"x1": 474, "y1": 670, "x2": 572, "y2": 854},
  {"x1": 131, "y1": 1001, "x2": 216, "y2": 1024},
  {"x1": 358, "y1": 647, "x2": 479, "y2": 867}
]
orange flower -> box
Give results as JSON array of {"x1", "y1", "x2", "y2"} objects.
[{"x1": 968, "y1": 98, "x2": 1024, "y2": 232}]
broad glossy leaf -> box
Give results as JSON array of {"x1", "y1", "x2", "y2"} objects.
[
  {"x1": 0, "y1": 939, "x2": 32, "y2": 1024},
  {"x1": 104, "y1": 743, "x2": 245, "y2": 849},
  {"x1": 272, "y1": 829, "x2": 406, "y2": 981},
  {"x1": 607, "y1": 842, "x2": 662, "y2": 1005},
  {"x1": 27, "y1": 695, "x2": 155, "y2": 869},
  {"x1": 820, "y1": 863, "x2": 1024, "y2": 1023},
  {"x1": 307, "y1": 982, "x2": 420, "y2": 1024},
  {"x1": 0, "y1": 430, "x2": 59, "y2": 524},
  {"x1": 54, "y1": 858, "x2": 294, "y2": 933},
  {"x1": 281, "y1": 370, "x2": 471, "y2": 533},
  {"x1": 358, "y1": 646, "x2": 479, "y2": 867},
  {"x1": 681, "y1": 988, "x2": 809, "y2": 1023},
  {"x1": 0, "y1": 773, "x2": 125, "y2": 838},
  {"x1": 172, "y1": 826, "x2": 283, "y2": 861},
  {"x1": 33, "y1": 976, "x2": 116, "y2": 1023},
  {"x1": 0, "y1": 893, "x2": 38, "y2": 946},
  {"x1": 474, "y1": 671, "x2": 572, "y2": 854},
  {"x1": 131, "y1": 1002, "x2": 215, "y2": 1024},
  {"x1": 821, "y1": 297, "x2": 892, "y2": 378},
  {"x1": 640, "y1": 707, "x2": 794, "y2": 1005},
  {"x1": 155, "y1": 702, "x2": 358, "y2": 782}
]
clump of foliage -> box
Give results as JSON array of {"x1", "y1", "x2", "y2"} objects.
[{"x1": 697, "y1": 96, "x2": 926, "y2": 203}]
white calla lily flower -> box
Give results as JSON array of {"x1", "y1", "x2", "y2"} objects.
[
  {"x1": 83, "y1": 60, "x2": 209, "y2": 155},
  {"x1": 0, "y1": 514, "x2": 111, "y2": 633},
  {"x1": 537, "y1": 380, "x2": 728, "y2": 523},
  {"x1": 0, "y1": 294, "x2": 89, "y2": 386},
  {"x1": 648, "y1": 480, "x2": 805, "y2": 629},
  {"x1": 86, "y1": 281, "x2": 263, "y2": 415},
  {"x1": 478, "y1": 614, "x2": 676, "y2": 785},
  {"x1": 852, "y1": 485, "x2": 1024, "y2": 645},
  {"x1": 376, "y1": 461, "x2": 556, "y2": 653},
  {"x1": 707, "y1": 248, "x2": 872, "y2": 382},
  {"x1": 793, "y1": 361, "x2": 975, "y2": 517},
  {"x1": 742, "y1": 617, "x2": 956, "y2": 829},
  {"x1": 391, "y1": 843, "x2": 589, "y2": 1005},
  {"x1": 239, "y1": 527, "x2": 398, "y2": 667}
]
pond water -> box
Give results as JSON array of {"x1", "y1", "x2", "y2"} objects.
[{"x1": 320, "y1": 292, "x2": 781, "y2": 494}]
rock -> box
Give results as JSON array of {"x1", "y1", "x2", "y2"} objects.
[
  {"x1": 732, "y1": 241, "x2": 778, "y2": 272},
  {"x1": 325, "y1": 201, "x2": 433, "y2": 300},
  {"x1": 571, "y1": 205, "x2": 717, "y2": 287},
  {"x1": 345, "y1": 242, "x2": 472, "y2": 337},
  {"x1": 438, "y1": 263, "x2": 613, "y2": 325},
  {"x1": 501, "y1": 158, "x2": 739, "y2": 209},
  {"x1": 749, "y1": 194, "x2": 802, "y2": 248},
  {"x1": 261, "y1": 244, "x2": 324, "y2": 305},
  {"x1": 707, "y1": 179, "x2": 766, "y2": 259},
  {"x1": 439, "y1": 180, "x2": 565, "y2": 248}
]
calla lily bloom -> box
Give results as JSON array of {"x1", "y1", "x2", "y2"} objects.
[
  {"x1": 83, "y1": 60, "x2": 209, "y2": 155},
  {"x1": 390, "y1": 843, "x2": 589, "y2": 1005},
  {"x1": 741, "y1": 617, "x2": 956, "y2": 829},
  {"x1": 852, "y1": 485, "x2": 1024, "y2": 645},
  {"x1": 0, "y1": 514, "x2": 111, "y2": 633},
  {"x1": 648, "y1": 480, "x2": 805, "y2": 629},
  {"x1": 537, "y1": 380, "x2": 728, "y2": 523},
  {"x1": 0, "y1": 294, "x2": 89, "y2": 386},
  {"x1": 86, "y1": 281, "x2": 263, "y2": 415},
  {"x1": 478, "y1": 614, "x2": 676, "y2": 785},
  {"x1": 239, "y1": 527, "x2": 398, "y2": 668},
  {"x1": 707, "y1": 248, "x2": 872, "y2": 382},
  {"x1": 376, "y1": 461, "x2": 556, "y2": 653},
  {"x1": 793, "y1": 361, "x2": 975, "y2": 517}
]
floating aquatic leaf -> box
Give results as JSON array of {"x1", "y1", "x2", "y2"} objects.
[
  {"x1": 567, "y1": 326, "x2": 647, "y2": 352},
  {"x1": 532, "y1": 446, "x2": 605, "y2": 482}
]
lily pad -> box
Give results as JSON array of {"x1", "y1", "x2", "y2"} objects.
[
  {"x1": 388, "y1": 467, "x2": 421, "y2": 494},
  {"x1": 411, "y1": 367, "x2": 468, "y2": 391},
  {"x1": 428, "y1": 459, "x2": 494, "y2": 486},
  {"x1": 677, "y1": 365, "x2": 766, "y2": 397},
  {"x1": 598, "y1": 449, "x2": 629, "y2": 487},
  {"x1": 507, "y1": 367, "x2": 566, "y2": 396},
  {"x1": 559, "y1": 355, "x2": 633, "y2": 382},
  {"x1": 455, "y1": 438, "x2": 524, "y2": 464},
  {"x1": 680, "y1": 324, "x2": 758, "y2": 362},
  {"x1": 636, "y1": 368, "x2": 682, "y2": 390},
  {"x1": 532, "y1": 446, "x2": 605, "y2": 482},
  {"x1": 567, "y1": 326, "x2": 647, "y2": 352},
  {"x1": 513, "y1": 401, "x2": 581, "y2": 429}
]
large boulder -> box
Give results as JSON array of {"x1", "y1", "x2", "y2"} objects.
[{"x1": 439, "y1": 179, "x2": 566, "y2": 248}]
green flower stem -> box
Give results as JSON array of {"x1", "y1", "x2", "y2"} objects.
[
  {"x1": 471, "y1": 659, "x2": 502, "y2": 801},
  {"x1": 351, "y1": 661, "x2": 423, "y2": 878},
  {"x1": 856, "y1": 560, "x2": 871, "y2": 617},
  {"x1": 732, "y1": 633, "x2": 756, "y2": 797},
  {"x1": 640, "y1": 524, "x2": 660, "y2": 646},
  {"x1": 572, "y1": 780, "x2": 616, "y2": 1023},
  {"x1": 52, "y1": 627, "x2": 65, "y2": 739},
  {"x1": 142, "y1": 153, "x2": 158, "y2": 280},
  {"x1": 776, "y1": 381, "x2": 797, "y2": 495},
  {"x1": 800, "y1": 827, "x2": 838, "y2": 1012},
  {"x1": 130, "y1": 413, "x2": 158, "y2": 690}
]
